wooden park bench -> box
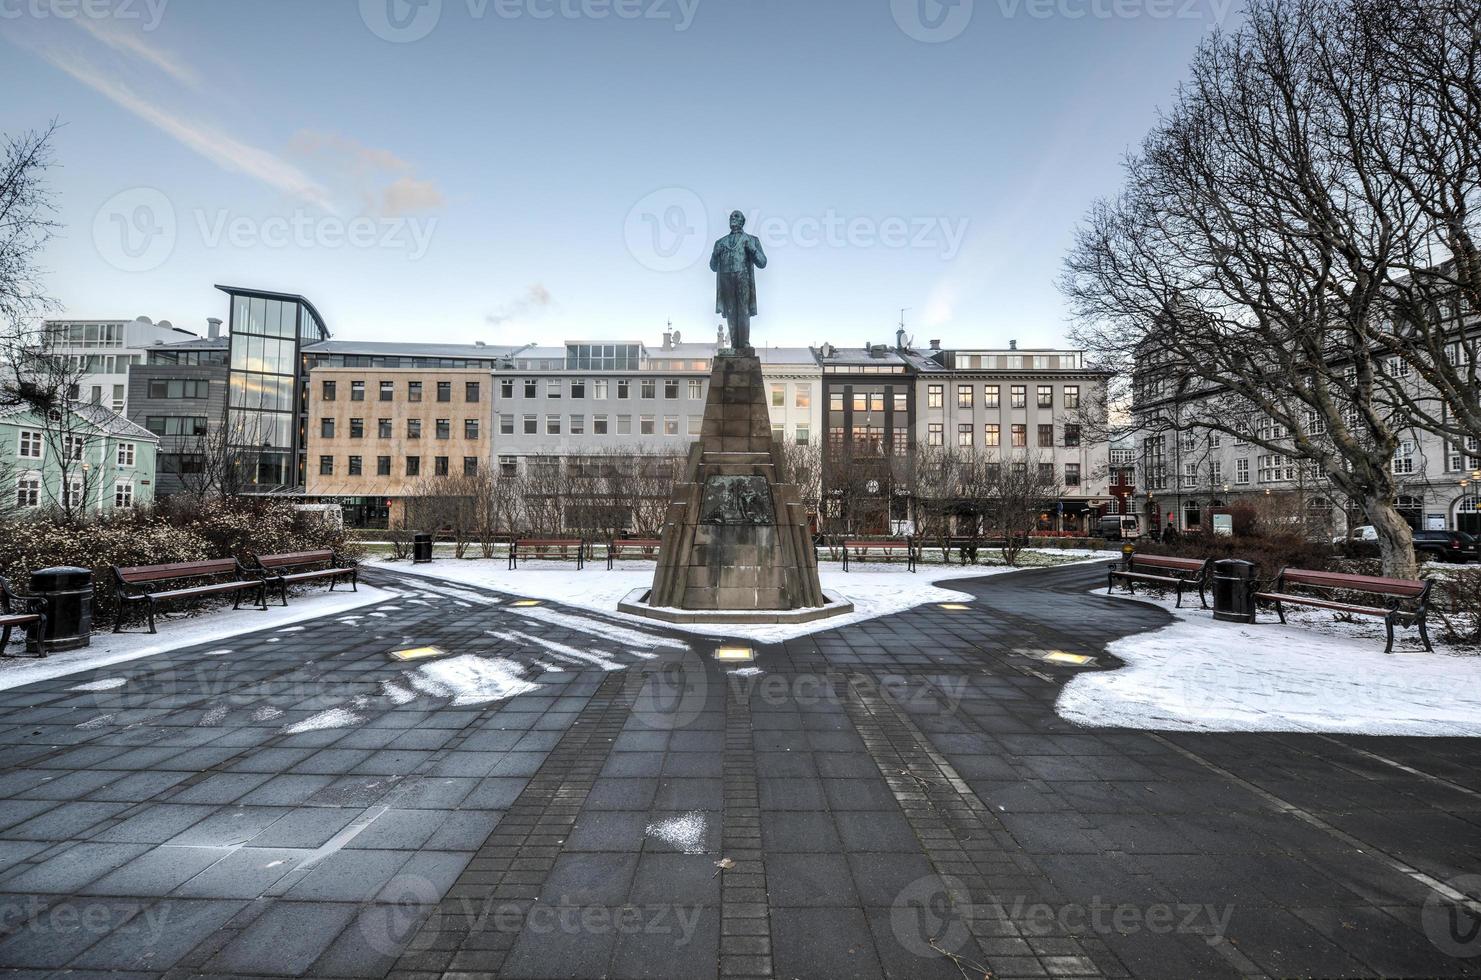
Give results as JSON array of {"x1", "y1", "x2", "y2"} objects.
[
  {"x1": 508, "y1": 538, "x2": 586, "y2": 570},
  {"x1": 1254, "y1": 568, "x2": 1432, "y2": 652},
  {"x1": 247, "y1": 549, "x2": 358, "y2": 606},
  {"x1": 840, "y1": 537, "x2": 917, "y2": 572},
  {"x1": 0, "y1": 577, "x2": 45, "y2": 658},
  {"x1": 1107, "y1": 553, "x2": 1212, "y2": 608},
  {"x1": 112, "y1": 559, "x2": 267, "y2": 634},
  {"x1": 606, "y1": 539, "x2": 663, "y2": 570}
]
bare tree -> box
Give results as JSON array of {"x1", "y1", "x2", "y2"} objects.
[
  {"x1": 1061, "y1": 0, "x2": 1481, "y2": 578},
  {"x1": 0, "y1": 121, "x2": 61, "y2": 413},
  {"x1": 978, "y1": 450, "x2": 1064, "y2": 567},
  {"x1": 172, "y1": 414, "x2": 267, "y2": 498}
]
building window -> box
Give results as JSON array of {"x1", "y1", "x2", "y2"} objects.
[
  {"x1": 571, "y1": 415, "x2": 585, "y2": 435},
  {"x1": 114, "y1": 481, "x2": 134, "y2": 508},
  {"x1": 892, "y1": 389, "x2": 907, "y2": 413},
  {"x1": 547, "y1": 379, "x2": 562, "y2": 399},
  {"x1": 664, "y1": 416, "x2": 678, "y2": 436},
  {"x1": 408, "y1": 381, "x2": 423, "y2": 402},
  {"x1": 927, "y1": 384, "x2": 943, "y2": 409},
  {"x1": 617, "y1": 415, "x2": 632, "y2": 435},
  {"x1": 464, "y1": 419, "x2": 479, "y2": 439},
  {"x1": 1038, "y1": 424, "x2": 1054, "y2": 448},
  {"x1": 61, "y1": 434, "x2": 85, "y2": 461},
  {"x1": 322, "y1": 380, "x2": 337, "y2": 401},
  {"x1": 434, "y1": 418, "x2": 450, "y2": 439},
  {"x1": 1011, "y1": 385, "x2": 1026, "y2": 409},
  {"x1": 15, "y1": 475, "x2": 39, "y2": 508},
  {"x1": 1211, "y1": 460, "x2": 1223, "y2": 484},
  {"x1": 618, "y1": 379, "x2": 631, "y2": 399},
  {"x1": 1011, "y1": 424, "x2": 1026, "y2": 448},
  {"x1": 567, "y1": 378, "x2": 586, "y2": 399},
  {"x1": 350, "y1": 418, "x2": 364, "y2": 439},
  {"x1": 594, "y1": 380, "x2": 609, "y2": 399},
  {"x1": 641, "y1": 379, "x2": 656, "y2": 399},
  {"x1": 771, "y1": 384, "x2": 785, "y2": 408},
  {"x1": 1039, "y1": 462, "x2": 1055, "y2": 484},
  {"x1": 500, "y1": 378, "x2": 514, "y2": 399},
  {"x1": 17, "y1": 430, "x2": 42, "y2": 459},
  {"x1": 499, "y1": 455, "x2": 517, "y2": 477},
  {"x1": 377, "y1": 456, "x2": 392, "y2": 476},
  {"x1": 957, "y1": 423, "x2": 973, "y2": 447},
  {"x1": 640, "y1": 415, "x2": 655, "y2": 435},
  {"x1": 1037, "y1": 386, "x2": 1053, "y2": 408},
  {"x1": 434, "y1": 456, "x2": 449, "y2": 476},
  {"x1": 435, "y1": 380, "x2": 451, "y2": 402},
  {"x1": 664, "y1": 379, "x2": 679, "y2": 399},
  {"x1": 379, "y1": 418, "x2": 393, "y2": 438},
  {"x1": 690, "y1": 379, "x2": 704, "y2": 400},
  {"x1": 407, "y1": 419, "x2": 422, "y2": 439},
  {"x1": 985, "y1": 423, "x2": 1000, "y2": 447},
  {"x1": 1064, "y1": 385, "x2": 1081, "y2": 409},
  {"x1": 594, "y1": 415, "x2": 609, "y2": 435},
  {"x1": 1392, "y1": 441, "x2": 1416, "y2": 475},
  {"x1": 984, "y1": 385, "x2": 1000, "y2": 409},
  {"x1": 1064, "y1": 424, "x2": 1081, "y2": 447},
  {"x1": 1064, "y1": 463, "x2": 1080, "y2": 488},
  {"x1": 523, "y1": 415, "x2": 537, "y2": 434},
  {"x1": 928, "y1": 423, "x2": 943, "y2": 446},
  {"x1": 351, "y1": 381, "x2": 365, "y2": 401},
  {"x1": 1235, "y1": 459, "x2": 1250, "y2": 485},
  {"x1": 348, "y1": 455, "x2": 362, "y2": 476},
  {"x1": 956, "y1": 384, "x2": 973, "y2": 409},
  {"x1": 406, "y1": 456, "x2": 421, "y2": 477},
  {"x1": 524, "y1": 379, "x2": 538, "y2": 398},
  {"x1": 499, "y1": 415, "x2": 514, "y2": 435},
  {"x1": 321, "y1": 418, "x2": 335, "y2": 438},
  {"x1": 796, "y1": 424, "x2": 810, "y2": 446},
  {"x1": 116, "y1": 442, "x2": 136, "y2": 466},
  {"x1": 319, "y1": 455, "x2": 334, "y2": 476},
  {"x1": 463, "y1": 457, "x2": 478, "y2": 476},
  {"x1": 829, "y1": 391, "x2": 844, "y2": 412},
  {"x1": 547, "y1": 414, "x2": 561, "y2": 435},
  {"x1": 148, "y1": 379, "x2": 210, "y2": 399},
  {"x1": 380, "y1": 381, "x2": 394, "y2": 401}
]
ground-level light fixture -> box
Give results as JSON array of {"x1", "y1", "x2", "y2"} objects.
[
  {"x1": 390, "y1": 645, "x2": 449, "y2": 662},
  {"x1": 939, "y1": 603, "x2": 971, "y2": 611},
  {"x1": 511, "y1": 599, "x2": 542, "y2": 607},
  {"x1": 1042, "y1": 650, "x2": 1096, "y2": 666},
  {"x1": 714, "y1": 646, "x2": 755, "y2": 662}
]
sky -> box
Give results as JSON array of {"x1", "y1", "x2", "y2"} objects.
[{"x1": 1, "y1": 0, "x2": 1237, "y2": 351}]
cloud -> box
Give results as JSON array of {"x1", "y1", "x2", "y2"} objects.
[
  {"x1": 37, "y1": 48, "x2": 335, "y2": 211},
  {"x1": 291, "y1": 131, "x2": 445, "y2": 217},
  {"x1": 487, "y1": 285, "x2": 554, "y2": 326},
  {"x1": 68, "y1": 15, "x2": 199, "y2": 88}
]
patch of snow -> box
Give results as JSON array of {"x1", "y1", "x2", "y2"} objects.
[
  {"x1": 505, "y1": 606, "x2": 685, "y2": 650},
  {"x1": 201, "y1": 649, "x2": 233, "y2": 657},
  {"x1": 199, "y1": 703, "x2": 230, "y2": 726},
  {"x1": 380, "y1": 681, "x2": 416, "y2": 705},
  {"x1": 405, "y1": 654, "x2": 541, "y2": 706},
  {"x1": 282, "y1": 707, "x2": 364, "y2": 734},
  {"x1": 69, "y1": 677, "x2": 127, "y2": 692},
  {"x1": 1057, "y1": 588, "x2": 1481, "y2": 736},
  {"x1": 371, "y1": 555, "x2": 1101, "y2": 642},
  {"x1": 488, "y1": 629, "x2": 627, "y2": 671},
  {"x1": 251, "y1": 705, "x2": 283, "y2": 722},
  {"x1": 277, "y1": 626, "x2": 306, "y2": 633},
  {"x1": 76, "y1": 714, "x2": 114, "y2": 729},
  {"x1": 728, "y1": 667, "x2": 765, "y2": 677},
  {"x1": 0, "y1": 586, "x2": 392, "y2": 693},
  {"x1": 645, "y1": 811, "x2": 708, "y2": 854}
]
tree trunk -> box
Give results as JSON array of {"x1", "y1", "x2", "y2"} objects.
[{"x1": 1362, "y1": 492, "x2": 1418, "y2": 580}]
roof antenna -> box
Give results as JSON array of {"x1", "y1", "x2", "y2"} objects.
[{"x1": 896, "y1": 308, "x2": 911, "y2": 350}]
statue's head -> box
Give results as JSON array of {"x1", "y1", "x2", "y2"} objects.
[{"x1": 729, "y1": 210, "x2": 745, "y2": 233}]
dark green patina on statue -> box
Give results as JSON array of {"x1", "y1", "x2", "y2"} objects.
[{"x1": 711, "y1": 210, "x2": 767, "y2": 353}]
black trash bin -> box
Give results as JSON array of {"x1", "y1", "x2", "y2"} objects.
[
  {"x1": 1212, "y1": 559, "x2": 1257, "y2": 623},
  {"x1": 30, "y1": 566, "x2": 93, "y2": 653},
  {"x1": 413, "y1": 533, "x2": 434, "y2": 564}
]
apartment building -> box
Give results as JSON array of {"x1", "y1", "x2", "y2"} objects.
[
  {"x1": 127, "y1": 336, "x2": 229, "y2": 496},
  {"x1": 43, "y1": 315, "x2": 201, "y2": 413},
  {"x1": 304, "y1": 367, "x2": 494, "y2": 526},
  {"x1": 2, "y1": 402, "x2": 158, "y2": 514}
]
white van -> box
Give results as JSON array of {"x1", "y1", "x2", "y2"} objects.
[{"x1": 1096, "y1": 515, "x2": 1141, "y2": 541}]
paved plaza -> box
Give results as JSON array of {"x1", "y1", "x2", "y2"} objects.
[{"x1": 0, "y1": 562, "x2": 1478, "y2": 978}]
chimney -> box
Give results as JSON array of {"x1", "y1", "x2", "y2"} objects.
[
  {"x1": 207, "y1": 317, "x2": 222, "y2": 341},
  {"x1": 1009, "y1": 339, "x2": 1017, "y2": 350},
  {"x1": 929, "y1": 339, "x2": 941, "y2": 350},
  {"x1": 662, "y1": 330, "x2": 673, "y2": 350}
]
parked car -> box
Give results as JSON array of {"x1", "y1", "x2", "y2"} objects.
[
  {"x1": 1094, "y1": 515, "x2": 1142, "y2": 541},
  {"x1": 1333, "y1": 525, "x2": 1378, "y2": 544},
  {"x1": 1412, "y1": 529, "x2": 1479, "y2": 563}
]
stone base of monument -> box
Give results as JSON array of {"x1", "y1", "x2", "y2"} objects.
[
  {"x1": 617, "y1": 587, "x2": 854, "y2": 625},
  {"x1": 640, "y1": 352, "x2": 848, "y2": 625}
]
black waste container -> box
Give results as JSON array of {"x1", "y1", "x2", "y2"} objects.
[
  {"x1": 1212, "y1": 559, "x2": 1257, "y2": 623},
  {"x1": 30, "y1": 566, "x2": 93, "y2": 653},
  {"x1": 413, "y1": 533, "x2": 434, "y2": 564}
]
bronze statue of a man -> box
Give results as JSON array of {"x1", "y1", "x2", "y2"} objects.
[{"x1": 711, "y1": 210, "x2": 767, "y2": 352}]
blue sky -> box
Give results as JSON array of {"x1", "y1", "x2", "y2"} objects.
[{"x1": 1, "y1": 0, "x2": 1234, "y2": 349}]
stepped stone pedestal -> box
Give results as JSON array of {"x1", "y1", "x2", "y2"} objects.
[{"x1": 619, "y1": 352, "x2": 851, "y2": 625}]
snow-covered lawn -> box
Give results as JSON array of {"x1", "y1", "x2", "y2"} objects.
[
  {"x1": 1058, "y1": 587, "x2": 1481, "y2": 736},
  {"x1": 366, "y1": 552, "x2": 1102, "y2": 643},
  {"x1": 0, "y1": 586, "x2": 393, "y2": 691}
]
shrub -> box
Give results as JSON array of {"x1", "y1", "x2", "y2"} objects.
[
  {"x1": 1433, "y1": 569, "x2": 1481, "y2": 649},
  {"x1": 1134, "y1": 530, "x2": 1335, "y2": 587}
]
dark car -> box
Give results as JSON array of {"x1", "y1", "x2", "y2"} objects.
[{"x1": 1412, "y1": 529, "x2": 1479, "y2": 563}]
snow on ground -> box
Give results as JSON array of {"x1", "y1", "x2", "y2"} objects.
[
  {"x1": 0, "y1": 586, "x2": 393, "y2": 691},
  {"x1": 368, "y1": 553, "x2": 1103, "y2": 643},
  {"x1": 645, "y1": 811, "x2": 708, "y2": 854},
  {"x1": 283, "y1": 706, "x2": 364, "y2": 734},
  {"x1": 402, "y1": 654, "x2": 541, "y2": 706},
  {"x1": 1058, "y1": 587, "x2": 1481, "y2": 736}
]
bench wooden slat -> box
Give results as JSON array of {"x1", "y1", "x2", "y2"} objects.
[
  {"x1": 0, "y1": 614, "x2": 40, "y2": 627},
  {"x1": 116, "y1": 559, "x2": 239, "y2": 583},
  {"x1": 148, "y1": 581, "x2": 261, "y2": 602},
  {"x1": 256, "y1": 550, "x2": 335, "y2": 568},
  {"x1": 1281, "y1": 569, "x2": 1427, "y2": 597},
  {"x1": 1260, "y1": 566, "x2": 1432, "y2": 652}
]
